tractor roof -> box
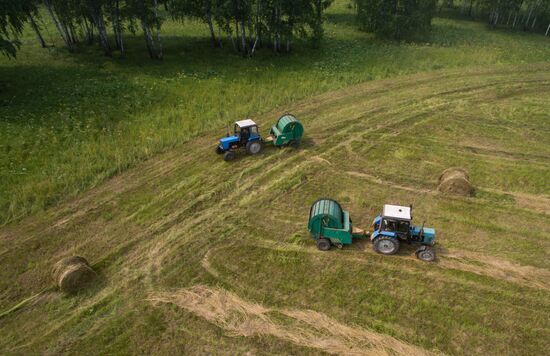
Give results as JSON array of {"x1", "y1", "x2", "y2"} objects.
[
  {"x1": 382, "y1": 204, "x2": 411, "y2": 221},
  {"x1": 235, "y1": 119, "x2": 257, "y2": 128}
]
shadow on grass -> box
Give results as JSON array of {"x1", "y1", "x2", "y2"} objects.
[
  {"x1": 326, "y1": 11, "x2": 358, "y2": 27},
  {"x1": 54, "y1": 34, "x2": 331, "y2": 78},
  {"x1": 0, "y1": 63, "x2": 156, "y2": 130}
]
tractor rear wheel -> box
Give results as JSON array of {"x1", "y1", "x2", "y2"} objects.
[
  {"x1": 223, "y1": 151, "x2": 235, "y2": 161},
  {"x1": 316, "y1": 238, "x2": 331, "y2": 251},
  {"x1": 373, "y1": 237, "x2": 400, "y2": 255},
  {"x1": 416, "y1": 246, "x2": 436, "y2": 262},
  {"x1": 246, "y1": 141, "x2": 262, "y2": 155}
]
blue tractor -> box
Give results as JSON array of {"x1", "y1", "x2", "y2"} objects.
[
  {"x1": 371, "y1": 204, "x2": 436, "y2": 261},
  {"x1": 215, "y1": 119, "x2": 263, "y2": 161}
]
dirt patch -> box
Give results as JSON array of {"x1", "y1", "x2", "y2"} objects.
[
  {"x1": 149, "y1": 285, "x2": 432, "y2": 356},
  {"x1": 52, "y1": 256, "x2": 96, "y2": 294},
  {"x1": 438, "y1": 168, "x2": 475, "y2": 197}
]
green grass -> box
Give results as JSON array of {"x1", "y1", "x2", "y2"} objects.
[
  {"x1": 2, "y1": 0, "x2": 550, "y2": 224},
  {"x1": 1, "y1": 1, "x2": 550, "y2": 355},
  {"x1": 1, "y1": 62, "x2": 549, "y2": 355}
]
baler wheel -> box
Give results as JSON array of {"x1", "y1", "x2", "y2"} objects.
[
  {"x1": 373, "y1": 237, "x2": 399, "y2": 255},
  {"x1": 223, "y1": 151, "x2": 235, "y2": 161},
  {"x1": 416, "y1": 246, "x2": 436, "y2": 262},
  {"x1": 246, "y1": 141, "x2": 262, "y2": 155},
  {"x1": 289, "y1": 140, "x2": 300, "y2": 149},
  {"x1": 316, "y1": 238, "x2": 331, "y2": 251}
]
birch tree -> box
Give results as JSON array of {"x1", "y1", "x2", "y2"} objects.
[{"x1": 127, "y1": 0, "x2": 164, "y2": 59}]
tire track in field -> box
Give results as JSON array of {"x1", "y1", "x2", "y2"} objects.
[{"x1": 202, "y1": 239, "x2": 550, "y2": 292}]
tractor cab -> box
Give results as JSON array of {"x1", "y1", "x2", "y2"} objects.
[
  {"x1": 216, "y1": 119, "x2": 262, "y2": 161},
  {"x1": 372, "y1": 204, "x2": 411, "y2": 240},
  {"x1": 233, "y1": 119, "x2": 260, "y2": 143},
  {"x1": 371, "y1": 204, "x2": 436, "y2": 261}
]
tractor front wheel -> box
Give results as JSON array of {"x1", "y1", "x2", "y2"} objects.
[
  {"x1": 316, "y1": 238, "x2": 331, "y2": 251},
  {"x1": 215, "y1": 146, "x2": 224, "y2": 154},
  {"x1": 373, "y1": 237, "x2": 400, "y2": 255},
  {"x1": 223, "y1": 151, "x2": 235, "y2": 161},
  {"x1": 416, "y1": 246, "x2": 436, "y2": 262},
  {"x1": 246, "y1": 141, "x2": 262, "y2": 155}
]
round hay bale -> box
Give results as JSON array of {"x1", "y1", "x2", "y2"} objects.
[
  {"x1": 438, "y1": 167, "x2": 475, "y2": 196},
  {"x1": 439, "y1": 167, "x2": 470, "y2": 183},
  {"x1": 52, "y1": 256, "x2": 96, "y2": 294}
]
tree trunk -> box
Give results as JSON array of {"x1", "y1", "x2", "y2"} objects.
[
  {"x1": 153, "y1": 0, "x2": 163, "y2": 59},
  {"x1": 275, "y1": 7, "x2": 281, "y2": 52},
  {"x1": 141, "y1": 18, "x2": 157, "y2": 59},
  {"x1": 90, "y1": 5, "x2": 112, "y2": 56},
  {"x1": 272, "y1": 8, "x2": 277, "y2": 52},
  {"x1": 44, "y1": 0, "x2": 74, "y2": 51},
  {"x1": 250, "y1": 36, "x2": 259, "y2": 56},
  {"x1": 240, "y1": 20, "x2": 247, "y2": 56},
  {"x1": 250, "y1": 0, "x2": 260, "y2": 56},
  {"x1": 229, "y1": 32, "x2": 237, "y2": 51},
  {"x1": 468, "y1": 0, "x2": 474, "y2": 17},
  {"x1": 546, "y1": 23, "x2": 550, "y2": 36},
  {"x1": 111, "y1": 0, "x2": 124, "y2": 53},
  {"x1": 29, "y1": 14, "x2": 47, "y2": 48},
  {"x1": 525, "y1": 6, "x2": 533, "y2": 27},
  {"x1": 512, "y1": 13, "x2": 518, "y2": 28},
  {"x1": 313, "y1": 0, "x2": 323, "y2": 46},
  {"x1": 247, "y1": 16, "x2": 253, "y2": 48},
  {"x1": 235, "y1": 20, "x2": 240, "y2": 52},
  {"x1": 206, "y1": 11, "x2": 217, "y2": 47},
  {"x1": 217, "y1": 25, "x2": 223, "y2": 48},
  {"x1": 286, "y1": 15, "x2": 293, "y2": 52},
  {"x1": 68, "y1": 24, "x2": 78, "y2": 44},
  {"x1": 83, "y1": 17, "x2": 94, "y2": 44}
]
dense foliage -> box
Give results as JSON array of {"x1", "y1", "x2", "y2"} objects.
[
  {"x1": 0, "y1": 0, "x2": 332, "y2": 58},
  {"x1": 0, "y1": 0, "x2": 37, "y2": 57},
  {"x1": 355, "y1": 0, "x2": 438, "y2": 40},
  {"x1": 168, "y1": 0, "x2": 333, "y2": 55},
  {"x1": 440, "y1": 0, "x2": 550, "y2": 34}
]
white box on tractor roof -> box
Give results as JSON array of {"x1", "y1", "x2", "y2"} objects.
[
  {"x1": 235, "y1": 119, "x2": 257, "y2": 128},
  {"x1": 383, "y1": 204, "x2": 411, "y2": 221}
]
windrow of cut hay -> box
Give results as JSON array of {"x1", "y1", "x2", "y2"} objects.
[{"x1": 149, "y1": 285, "x2": 432, "y2": 356}]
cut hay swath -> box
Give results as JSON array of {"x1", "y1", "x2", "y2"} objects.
[{"x1": 149, "y1": 285, "x2": 433, "y2": 356}]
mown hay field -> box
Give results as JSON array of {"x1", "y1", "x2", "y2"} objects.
[{"x1": 1, "y1": 62, "x2": 549, "y2": 355}]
